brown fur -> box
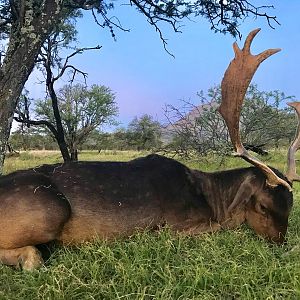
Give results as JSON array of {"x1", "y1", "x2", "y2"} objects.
[{"x1": 0, "y1": 154, "x2": 293, "y2": 269}]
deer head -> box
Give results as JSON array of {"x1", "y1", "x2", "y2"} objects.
[{"x1": 218, "y1": 28, "x2": 299, "y2": 191}]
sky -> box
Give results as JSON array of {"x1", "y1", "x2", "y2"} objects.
[{"x1": 27, "y1": 1, "x2": 300, "y2": 129}]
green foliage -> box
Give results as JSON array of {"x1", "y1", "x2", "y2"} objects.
[
  {"x1": 126, "y1": 114, "x2": 162, "y2": 151},
  {"x1": 35, "y1": 83, "x2": 118, "y2": 154},
  {"x1": 81, "y1": 115, "x2": 163, "y2": 152},
  {"x1": 9, "y1": 129, "x2": 58, "y2": 151},
  {"x1": 85, "y1": 129, "x2": 131, "y2": 151},
  {"x1": 165, "y1": 84, "x2": 297, "y2": 159},
  {"x1": 0, "y1": 0, "x2": 281, "y2": 174},
  {"x1": 0, "y1": 1, "x2": 279, "y2": 44},
  {"x1": 240, "y1": 85, "x2": 296, "y2": 147},
  {"x1": 36, "y1": 11, "x2": 81, "y2": 71}
]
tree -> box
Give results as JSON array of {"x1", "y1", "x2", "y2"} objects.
[
  {"x1": 164, "y1": 84, "x2": 296, "y2": 159},
  {"x1": 0, "y1": 0, "x2": 279, "y2": 173},
  {"x1": 127, "y1": 114, "x2": 162, "y2": 151},
  {"x1": 17, "y1": 83, "x2": 118, "y2": 161},
  {"x1": 9, "y1": 128, "x2": 58, "y2": 151},
  {"x1": 38, "y1": 83, "x2": 118, "y2": 160},
  {"x1": 32, "y1": 13, "x2": 101, "y2": 162},
  {"x1": 82, "y1": 129, "x2": 130, "y2": 151}
]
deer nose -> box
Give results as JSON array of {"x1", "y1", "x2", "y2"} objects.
[{"x1": 269, "y1": 232, "x2": 286, "y2": 245}]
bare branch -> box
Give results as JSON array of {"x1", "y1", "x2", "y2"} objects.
[
  {"x1": 129, "y1": 0, "x2": 182, "y2": 57},
  {"x1": 13, "y1": 116, "x2": 58, "y2": 138},
  {"x1": 53, "y1": 45, "x2": 102, "y2": 82},
  {"x1": 91, "y1": 8, "x2": 130, "y2": 38}
]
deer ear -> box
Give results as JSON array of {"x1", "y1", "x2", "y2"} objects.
[{"x1": 228, "y1": 176, "x2": 259, "y2": 213}]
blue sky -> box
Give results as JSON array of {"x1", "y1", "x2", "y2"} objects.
[{"x1": 27, "y1": 1, "x2": 300, "y2": 128}]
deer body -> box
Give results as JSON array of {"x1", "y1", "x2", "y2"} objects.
[
  {"x1": 0, "y1": 154, "x2": 293, "y2": 269},
  {"x1": 0, "y1": 28, "x2": 298, "y2": 270},
  {"x1": 46, "y1": 155, "x2": 215, "y2": 242}
]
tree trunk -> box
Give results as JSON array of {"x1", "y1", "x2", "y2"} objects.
[
  {"x1": 47, "y1": 80, "x2": 71, "y2": 162},
  {"x1": 0, "y1": 40, "x2": 43, "y2": 173},
  {"x1": 69, "y1": 137, "x2": 78, "y2": 162},
  {"x1": 0, "y1": 0, "x2": 64, "y2": 174},
  {"x1": 70, "y1": 148, "x2": 78, "y2": 161}
]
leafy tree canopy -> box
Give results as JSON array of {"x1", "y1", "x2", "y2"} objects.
[
  {"x1": 0, "y1": 1, "x2": 279, "y2": 48},
  {"x1": 127, "y1": 114, "x2": 162, "y2": 151},
  {"x1": 0, "y1": 0, "x2": 279, "y2": 172},
  {"x1": 164, "y1": 84, "x2": 296, "y2": 159},
  {"x1": 33, "y1": 83, "x2": 118, "y2": 159}
]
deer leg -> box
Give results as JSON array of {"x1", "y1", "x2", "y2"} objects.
[
  {"x1": 0, "y1": 246, "x2": 43, "y2": 270},
  {"x1": 172, "y1": 218, "x2": 222, "y2": 236},
  {"x1": 181, "y1": 222, "x2": 222, "y2": 235},
  {"x1": 0, "y1": 174, "x2": 72, "y2": 270}
]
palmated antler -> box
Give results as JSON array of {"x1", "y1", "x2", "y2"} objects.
[
  {"x1": 286, "y1": 102, "x2": 300, "y2": 183},
  {"x1": 218, "y1": 28, "x2": 292, "y2": 191}
]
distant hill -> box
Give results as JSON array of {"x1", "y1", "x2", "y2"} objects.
[{"x1": 162, "y1": 101, "x2": 218, "y2": 143}]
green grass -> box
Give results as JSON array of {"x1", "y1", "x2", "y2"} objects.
[
  {"x1": 1, "y1": 150, "x2": 300, "y2": 299},
  {"x1": 3, "y1": 150, "x2": 146, "y2": 174}
]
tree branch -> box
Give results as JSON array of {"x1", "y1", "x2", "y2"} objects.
[
  {"x1": 13, "y1": 116, "x2": 59, "y2": 138},
  {"x1": 53, "y1": 45, "x2": 101, "y2": 82}
]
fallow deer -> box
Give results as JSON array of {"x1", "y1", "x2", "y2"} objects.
[{"x1": 0, "y1": 28, "x2": 299, "y2": 270}]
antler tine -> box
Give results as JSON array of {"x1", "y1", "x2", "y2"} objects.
[
  {"x1": 218, "y1": 28, "x2": 291, "y2": 191},
  {"x1": 286, "y1": 102, "x2": 300, "y2": 182},
  {"x1": 243, "y1": 28, "x2": 260, "y2": 53}
]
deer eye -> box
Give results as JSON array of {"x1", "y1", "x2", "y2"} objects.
[{"x1": 258, "y1": 203, "x2": 268, "y2": 215}]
